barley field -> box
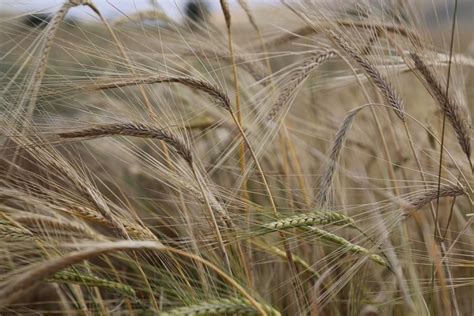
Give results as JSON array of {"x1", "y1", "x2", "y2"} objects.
[{"x1": 0, "y1": 0, "x2": 473, "y2": 315}]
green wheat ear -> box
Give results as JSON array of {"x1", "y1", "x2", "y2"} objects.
[
  {"x1": 305, "y1": 226, "x2": 387, "y2": 267},
  {"x1": 0, "y1": 217, "x2": 34, "y2": 241},
  {"x1": 254, "y1": 211, "x2": 386, "y2": 266},
  {"x1": 49, "y1": 270, "x2": 137, "y2": 299},
  {"x1": 260, "y1": 210, "x2": 357, "y2": 233},
  {"x1": 158, "y1": 298, "x2": 280, "y2": 316}
]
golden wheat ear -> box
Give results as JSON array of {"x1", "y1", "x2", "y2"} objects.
[
  {"x1": 410, "y1": 52, "x2": 472, "y2": 167},
  {"x1": 58, "y1": 122, "x2": 193, "y2": 166}
]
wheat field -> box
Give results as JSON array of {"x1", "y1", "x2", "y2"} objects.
[{"x1": 0, "y1": 0, "x2": 473, "y2": 315}]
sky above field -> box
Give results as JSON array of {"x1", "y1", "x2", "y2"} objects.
[
  {"x1": 2, "y1": 1, "x2": 472, "y2": 27},
  {"x1": 0, "y1": 1, "x2": 277, "y2": 22}
]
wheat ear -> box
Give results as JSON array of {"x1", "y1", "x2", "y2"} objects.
[
  {"x1": 49, "y1": 270, "x2": 136, "y2": 299},
  {"x1": 58, "y1": 122, "x2": 233, "y2": 272},
  {"x1": 20, "y1": 143, "x2": 130, "y2": 239},
  {"x1": 23, "y1": 0, "x2": 97, "y2": 120},
  {"x1": 57, "y1": 122, "x2": 231, "y2": 222},
  {"x1": 59, "y1": 122, "x2": 193, "y2": 166},
  {"x1": 317, "y1": 106, "x2": 366, "y2": 208},
  {"x1": 267, "y1": 49, "x2": 336, "y2": 121},
  {"x1": 305, "y1": 226, "x2": 387, "y2": 267},
  {"x1": 158, "y1": 298, "x2": 280, "y2": 316},
  {"x1": 326, "y1": 29, "x2": 405, "y2": 120},
  {"x1": 410, "y1": 52, "x2": 471, "y2": 165},
  {"x1": 403, "y1": 184, "x2": 465, "y2": 214},
  {"x1": 260, "y1": 211, "x2": 356, "y2": 233},
  {"x1": 82, "y1": 76, "x2": 231, "y2": 112},
  {"x1": 0, "y1": 217, "x2": 34, "y2": 241}
]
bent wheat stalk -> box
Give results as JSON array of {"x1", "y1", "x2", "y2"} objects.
[{"x1": 220, "y1": 0, "x2": 254, "y2": 283}]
